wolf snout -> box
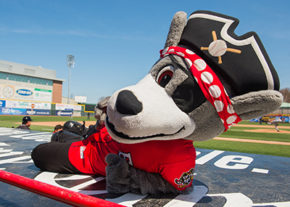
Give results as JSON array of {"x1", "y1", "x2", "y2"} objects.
[{"x1": 116, "y1": 90, "x2": 143, "y2": 115}]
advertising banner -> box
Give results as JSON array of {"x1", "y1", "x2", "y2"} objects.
[
  {"x1": 0, "y1": 108, "x2": 50, "y2": 116},
  {"x1": 0, "y1": 100, "x2": 6, "y2": 107},
  {"x1": 34, "y1": 88, "x2": 52, "y2": 102},
  {"x1": 26, "y1": 109, "x2": 50, "y2": 116},
  {"x1": 0, "y1": 84, "x2": 52, "y2": 102},
  {"x1": 0, "y1": 107, "x2": 27, "y2": 115},
  {"x1": 56, "y1": 110, "x2": 73, "y2": 116},
  {"x1": 282, "y1": 116, "x2": 290, "y2": 123},
  {"x1": 5, "y1": 100, "x2": 51, "y2": 110},
  {"x1": 55, "y1": 104, "x2": 81, "y2": 111},
  {"x1": 72, "y1": 111, "x2": 82, "y2": 117}
]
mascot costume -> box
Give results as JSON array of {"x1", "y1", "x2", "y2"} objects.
[{"x1": 32, "y1": 10, "x2": 283, "y2": 195}]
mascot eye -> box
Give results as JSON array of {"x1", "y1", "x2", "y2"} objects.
[{"x1": 156, "y1": 66, "x2": 174, "y2": 87}]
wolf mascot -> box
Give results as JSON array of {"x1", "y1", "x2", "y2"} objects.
[
  {"x1": 104, "y1": 10, "x2": 282, "y2": 194},
  {"x1": 32, "y1": 10, "x2": 282, "y2": 195}
]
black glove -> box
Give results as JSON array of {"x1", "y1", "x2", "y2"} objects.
[
  {"x1": 105, "y1": 154, "x2": 180, "y2": 195},
  {"x1": 51, "y1": 130, "x2": 83, "y2": 143}
]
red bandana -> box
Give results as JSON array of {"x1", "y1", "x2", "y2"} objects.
[{"x1": 160, "y1": 46, "x2": 241, "y2": 131}]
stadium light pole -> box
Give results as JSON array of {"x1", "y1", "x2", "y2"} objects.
[{"x1": 67, "y1": 55, "x2": 75, "y2": 104}]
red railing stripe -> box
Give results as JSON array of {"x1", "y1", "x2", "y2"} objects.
[{"x1": 0, "y1": 170, "x2": 124, "y2": 207}]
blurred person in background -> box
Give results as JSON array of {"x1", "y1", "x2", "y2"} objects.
[
  {"x1": 272, "y1": 116, "x2": 282, "y2": 132},
  {"x1": 53, "y1": 124, "x2": 63, "y2": 133},
  {"x1": 17, "y1": 116, "x2": 32, "y2": 130}
]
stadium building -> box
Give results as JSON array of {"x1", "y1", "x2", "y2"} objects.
[{"x1": 0, "y1": 60, "x2": 63, "y2": 103}]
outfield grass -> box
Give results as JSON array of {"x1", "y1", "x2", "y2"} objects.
[
  {"x1": 194, "y1": 139, "x2": 290, "y2": 157},
  {"x1": 0, "y1": 120, "x2": 55, "y2": 132},
  {"x1": 219, "y1": 129, "x2": 290, "y2": 142},
  {"x1": 28, "y1": 125, "x2": 54, "y2": 132},
  {"x1": 196, "y1": 121, "x2": 290, "y2": 157},
  {"x1": 0, "y1": 115, "x2": 93, "y2": 131}
]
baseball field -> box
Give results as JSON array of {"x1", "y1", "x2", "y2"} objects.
[{"x1": 0, "y1": 115, "x2": 289, "y2": 157}]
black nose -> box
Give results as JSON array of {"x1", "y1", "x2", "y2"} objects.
[{"x1": 116, "y1": 90, "x2": 142, "y2": 115}]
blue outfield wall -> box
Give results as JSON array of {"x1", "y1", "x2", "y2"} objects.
[{"x1": 0, "y1": 107, "x2": 75, "y2": 116}]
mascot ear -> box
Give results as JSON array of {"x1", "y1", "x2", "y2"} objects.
[
  {"x1": 164, "y1": 11, "x2": 187, "y2": 48},
  {"x1": 231, "y1": 90, "x2": 283, "y2": 120}
]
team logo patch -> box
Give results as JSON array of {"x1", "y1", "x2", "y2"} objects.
[
  {"x1": 118, "y1": 151, "x2": 133, "y2": 166},
  {"x1": 174, "y1": 168, "x2": 194, "y2": 189}
]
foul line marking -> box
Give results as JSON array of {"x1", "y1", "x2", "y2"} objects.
[{"x1": 214, "y1": 137, "x2": 290, "y2": 146}]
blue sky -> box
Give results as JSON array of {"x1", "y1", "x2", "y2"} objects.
[{"x1": 0, "y1": 0, "x2": 289, "y2": 103}]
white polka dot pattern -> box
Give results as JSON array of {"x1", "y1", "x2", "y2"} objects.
[
  {"x1": 186, "y1": 49, "x2": 195, "y2": 54},
  {"x1": 214, "y1": 100, "x2": 224, "y2": 112},
  {"x1": 201, "y1": 72, "x2": 213, "y2": 84},
  {"x1": 194, "y1": 59, "x2": 207, "y2": 71},
  {"x1": 176, "y1": 52, "x2": 185, "y2": 57},
  {"x1": 160, "y1": 46, "x2": 242, "y2": 131},
  {"x1": 185, "y1": 58, "x2": 192, "y2": 67},
  {"x1": 227, "y1": 105, "x2": 234, "y2": 114},
  {"x1": 227, "y1": 115, "x2": 237, "y2": 124},
  {"x1": 209, "y1": 85, "x2": 221, "y2": 98}
]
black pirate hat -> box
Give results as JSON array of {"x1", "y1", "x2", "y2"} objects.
[{"x1": 178, "y1": 10, "x2": 280, "y2": 97}]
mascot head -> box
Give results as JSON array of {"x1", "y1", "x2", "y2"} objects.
[{"x1": 106, "y1": 11, "x2": 283, "y2": 144}]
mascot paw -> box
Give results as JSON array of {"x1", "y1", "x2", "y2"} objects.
[
  {"x1": 105, "y1": 153, "x2": 130, "y2": 194},
  {"x1": 105, "y1": 153, "x2": 122, "y2": 165}
]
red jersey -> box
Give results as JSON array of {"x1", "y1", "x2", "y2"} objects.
[{"x1": 68, "y1": 126, "x2": 196, "y2": 190}]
